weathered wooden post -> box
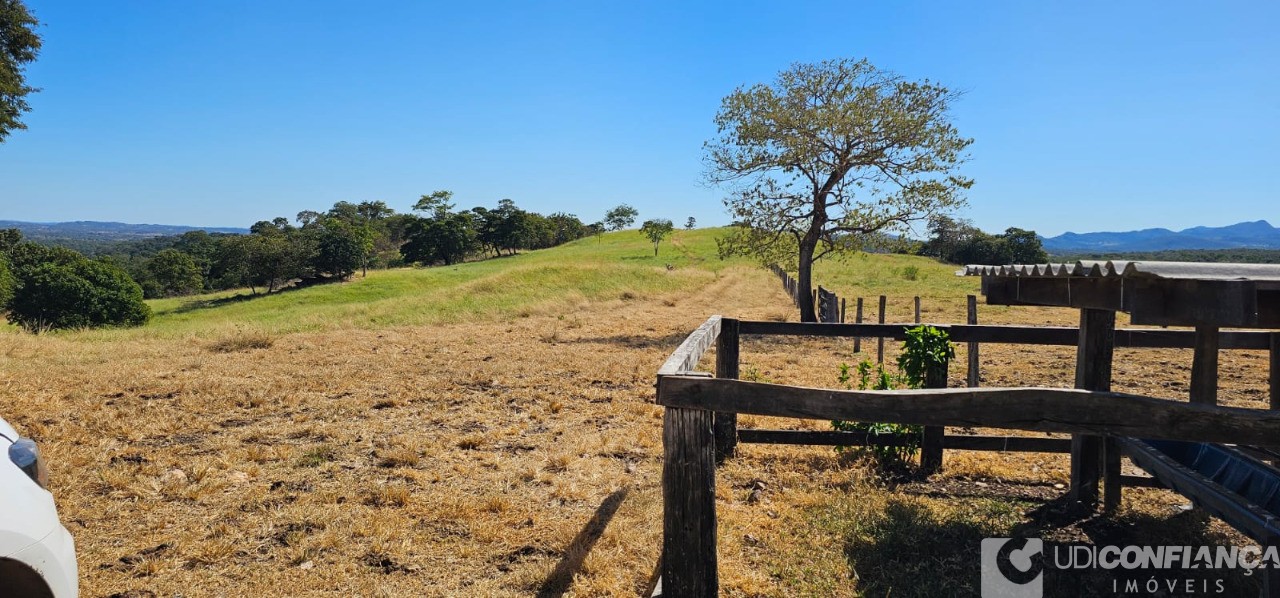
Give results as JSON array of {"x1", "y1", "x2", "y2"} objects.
[
  {"x1": 1190, "y1": 325, "x2": 1220, "y2": 405},
  {"x1": 877, "y1": 295, "x2": 887, "y2": 365},
  {"x1": 714, "y1": 318, "x2": 740, "y2": 462},
  {"x1": 1269, "y1": 332, "x2": 1279, "y2": 410},
  {"x1": 966, "y1": 295, "x2": 980, "y2": 388},
  {"x1": 840, "y1": 297, "x2": 846, "y2": 324},
  {"x1": 662, "y1": 405, "x2": 718, "y2": 597},
  {"x1": 920, "y1": 360, "x2": 948, "y2": 473},
  {"x1": 913, "y1": 296, "x2": 921, "y2": 324},
  {"x1": 854, "y1": 298, "x2": 864, "y2": 353},
  {"x1": 1265, "y1": 532, "x2": 1279, "y2": 598},
  {"x1": 1071, "y1": 308, "x2": 1115, "y2": 508}
]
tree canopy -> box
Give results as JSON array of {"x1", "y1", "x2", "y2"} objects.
[
  {"x1": 604, "y1": 205, "x2": 638, "y2": 231},
  {"x1": 0, "y1": 0, "x2": 40, "y2": 142},
  {"x1": 639, "y1": 219, "x2": 674, "y2": 256},
  {"x1": 707, "y1": 58, "x2": 972, "y2": 321},
  {"x1": 920, "y1": 215, "x2": 1048, "y2": 265}
]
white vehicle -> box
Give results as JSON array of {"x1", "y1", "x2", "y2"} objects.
[{"x1": 0, "y1": 417, "x2": 77, "y2": 597}]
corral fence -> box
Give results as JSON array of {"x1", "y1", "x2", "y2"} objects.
[
  {"x1": 770, "y1": 264, "x2": 1096, "y2": 389},
  {"x1": 652, "y1": 315, "x2": 1280, "y2": 597}
]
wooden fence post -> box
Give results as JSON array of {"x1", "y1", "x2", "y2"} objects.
[
  {"x1": 662, "y1": 406, "x2": 718, "y2": 597},
  {"x1": 1271, "y1": 333, "x2": 1280, "y2": 411},
  {"x1": 1264, "y1": 532, "x2": 1279, "y2": 598},
  {"x1": 714, "y1": 319, "x2": 740, "y2": 462},
  {"x1": 877, "y1": 295, "x2": 887, "y2": 365},
  {"x1": 967, "y1": 295, "x2": 980, "y2": 388},
  {"x1": 914, "y1": 296, "x2": 921, "y2": 324},
  {"x1": 854, "y1": 298, "x2": 863, "y2": 353},
  {"x1": 920, "y1": 360, "x2": 947, "y2": 473},
  {"x1": 840, "y1": 298, "x2": 846, "y2": 324},
  {"x1": 1190, "y1": 325, "x2": 1220, "y2": 406},
  {"x1": 1071, "y1": 308, "x2": 1115, "y2": 509}
]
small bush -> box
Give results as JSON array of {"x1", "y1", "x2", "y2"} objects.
[
  {"x1": 295, "y1": 445, "x2": 338, "y2": 468},
  {"x1": 901, "y1": 265, "x2": 920, "y2": 281},
  {"x1": 5, "y1": 244, "x2": 151, "y2": 332},
  {"x1": 833, "y1": 326, "x2": 955, "y2": 467},
  {"x1": 832, "y1": 360, "x2": 921, "y2": 465}
]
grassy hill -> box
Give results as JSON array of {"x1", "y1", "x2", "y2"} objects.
[
  {"x1": 126, "y1": 229, "x2": 980, "y2": 338},
  {"x1": 127, "y1": 228, "x2": 745, "y2": 338}
]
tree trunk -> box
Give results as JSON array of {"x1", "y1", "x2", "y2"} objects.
[
  {"x1": 654, "y1": 243, "x2": 659, "y2": 257},
  {"x1": 797, "y1": 239, "x2": 817, "y2": 322}
]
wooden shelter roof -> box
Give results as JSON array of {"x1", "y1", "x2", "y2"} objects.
[
  {"x1": 961, "y1": 261, "x2": 1280, "y2": 282},
  {"x1": 959, "y1": 260, "x2": 1280, "y2": 328}
]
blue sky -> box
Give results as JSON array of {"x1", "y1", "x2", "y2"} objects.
[{"x1": 0, "y1": 1, "x2": 1275, "y2": 236}]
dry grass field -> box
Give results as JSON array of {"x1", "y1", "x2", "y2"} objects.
[{"x1": 1, "y1": 230, "x2": 1273, "y2": 596}]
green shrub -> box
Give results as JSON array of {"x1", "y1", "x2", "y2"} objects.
[
  {"x1": 832, "y1": 360, "x2": 920, "y2": 465},
  {"x1": 5, "y1": 243, "x2": 151, "y2": 332},
  {"x1": 901, "y1": 265, "x2": 920, "y2": 281},
  {"x1": 896, "y1": 325, "x2": 955, "y2": 386},
  {"x1": 0, "y1": 257, "x2": 13, "y2": 307},
  {"x1": 833, "y1": 325, "x2": 955, "y2": 467}
]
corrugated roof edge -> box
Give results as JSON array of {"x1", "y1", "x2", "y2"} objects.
[{"x1": 958, "y1": 261, "x2": 1280, "y2": 282}]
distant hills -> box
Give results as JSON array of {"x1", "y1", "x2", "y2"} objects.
[
  {"x1": 0, "y1": 220, "x2": 249, "y2": 243},
  {"x1": 4, "y1": 218, "x2": 1278, "y2": 257},
  {"x1": 1041, "y1": 220, "x2": 1280, "y2": 254}
]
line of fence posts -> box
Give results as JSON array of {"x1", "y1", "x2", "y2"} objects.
[{"x1": 768, "y1": 265, "x2": 986, "y2": 385}]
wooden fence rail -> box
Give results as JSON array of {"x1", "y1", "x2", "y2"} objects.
[
  {"x1": 739, "y1": 320, "x2": 1276, "y2": 349},
  {"x1": 659, "y1": 376, "x2": 1280, "y2": 446}
]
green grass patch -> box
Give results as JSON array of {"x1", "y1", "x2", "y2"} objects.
[{"x1": 53, "y1": 228, "x2": 745, "y2": 341}]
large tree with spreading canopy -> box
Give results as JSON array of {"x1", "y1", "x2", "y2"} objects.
[{"x1": 706, "y1": 58, "x2": 972, "y2": 321}]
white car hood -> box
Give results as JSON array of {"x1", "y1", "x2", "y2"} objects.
[{"x1": 0, "y1": 416, "x2": 21, "y2": 444}]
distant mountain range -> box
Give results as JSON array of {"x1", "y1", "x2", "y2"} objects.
[
  {"x1": 0, "y1": 220, "x2": 249, "y2": 242},
  {"x1": 1041, "y1": 220, "x2": 1280, "y2": 253}
]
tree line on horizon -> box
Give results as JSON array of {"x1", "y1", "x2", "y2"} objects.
[{"x1": 0, "y1": 196, "x2": 650, "y2": 332}]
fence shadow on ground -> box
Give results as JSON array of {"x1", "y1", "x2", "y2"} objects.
[
  {"x1": 573, "y1": 332, "x2": 695, "y2": 350},
  {"x1": 537, "y1": 487, "x2": 630, "y2": 598}
]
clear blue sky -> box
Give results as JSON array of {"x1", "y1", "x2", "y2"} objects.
[{"x1": 0, "y1": 1, "x2": 1275, "y2": 236}]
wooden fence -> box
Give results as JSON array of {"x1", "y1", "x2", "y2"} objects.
[
  {"x1": 653, "y1": 315, "x2": 1280, "y2": 597},
  {"x1": 768, "y1": 264, "x2": 1278, "y2": 392}
]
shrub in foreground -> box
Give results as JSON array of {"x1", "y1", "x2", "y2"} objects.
[{"x1": 5, "y1": 243, "x2": 151, "y2": 332}]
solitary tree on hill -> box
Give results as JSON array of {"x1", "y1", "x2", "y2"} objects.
[
  {"x1": 706, "y1": 58, "x2": 972, "y2": 322},
  {"x1": 640, "y1": 219, "x2": 674, "y2": 257}
]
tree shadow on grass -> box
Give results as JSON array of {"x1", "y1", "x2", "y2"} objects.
[
  {"x1": 842, "y1": 493, "x2": 1262, "y2": 597},
  {"x1": 842, "y1": 498, "x2": 1006, "y2": 598},
  {"x1": 168, "y1": 276, "x2": 347, "y2": 314}
]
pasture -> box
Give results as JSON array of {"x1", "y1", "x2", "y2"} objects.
[{"x1": 1, "y1": 229, "x2": 1271, "y2": 596}]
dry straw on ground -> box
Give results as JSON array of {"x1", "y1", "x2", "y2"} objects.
[{"x1": 0, "y1": 262, "x2": 1272, "y2": 596}]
